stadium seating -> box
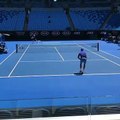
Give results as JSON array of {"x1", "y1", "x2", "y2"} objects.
[
  {"x1": 70, "y1": 8, "x2": 110, "y2": 30},
  {"x1": 0, "y1": 8, "x2": 25, "y2": 31},
  {"x1": 28, "y1": 8, "x2": 70, "y2": 30},
  {"x1": 1, "y1": 105, "x2": 120, "y2": 118},
  {"x1": 104, "y1": 12, "x2": 120, "y2": 30},
  {"x1": 0, "y1": 8, "x2": 115, "y2": 31}
]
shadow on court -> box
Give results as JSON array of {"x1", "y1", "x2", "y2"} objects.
[{"x1": 74, "y1": 72, "x2": 83, "y2": 75}]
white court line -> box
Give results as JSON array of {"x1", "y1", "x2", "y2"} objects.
[
  {"x1": 0, "y1": 50, "x2": 15, "y2": 65},
  {"x1": 20, "y1": 60, "x2": 62, "y2": 62},
  {"x1": 20, "y1": 59, "x2": 106, "y2": 63},
  {"x1": 100, "y1": 50, "x2": 120, "y2": 60},
  {"x1": 54, "y1": 47, "x2": 64, "y2": 61},
  {"x1": 8, "y1": 44, "x2": 30, "y2": 77},
  {"x1": 0, "y1": 72, "x2": 120, "y2": 79},
  {"x1": 77, "y1": 44, "x2": 120, "y2": 67}
]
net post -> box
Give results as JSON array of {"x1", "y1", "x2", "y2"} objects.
[
  {"x1": 97, "y1": 43, "x2": 99, "y2": 51},
  {"x1": 16, "y1": 44, "x2": 18, "y2": 53}
]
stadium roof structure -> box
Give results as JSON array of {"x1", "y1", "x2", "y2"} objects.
[{"x1": 0, "y1": 0, "x2": 120, "y2": 8}]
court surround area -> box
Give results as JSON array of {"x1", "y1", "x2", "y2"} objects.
[{"x1": 0, "y1": 40, "x2": 120, "y2": 119}]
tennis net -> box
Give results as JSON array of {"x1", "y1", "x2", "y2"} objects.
[{"x1": 16, "y1": 42, "x2": 99, "y2": 53}]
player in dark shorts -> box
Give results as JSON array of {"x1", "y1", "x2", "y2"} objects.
[{"x1": 78, "y1": 48, "x2": 87, "y2": 74}]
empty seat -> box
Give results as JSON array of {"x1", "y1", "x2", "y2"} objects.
[
  {"x1": 54, "y1": 106, "x2": 87, "y2": 116},
  {"x1": 32, "y1": 108, "x2": 51, "y2": 117},
  {"x1": 18, "y1": 109, "x2": 32, "y2": 118},
  {"x1": 93, "y1": 106, "x2": 120, "y2": 114},
  {"x1": 0, "y1": 110, "x2": 13, "y2": 119}
]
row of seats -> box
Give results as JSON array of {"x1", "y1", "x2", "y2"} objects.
[
  {"x1": 1, "y1": 105, "x2": 120, "y2": 119},
  {"x1": 0, "y1": 106, "x2": 88, "y2": 119}
]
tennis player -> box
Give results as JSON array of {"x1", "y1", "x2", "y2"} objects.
[{"x1": 78, "y1": 48, "x2": 87, "y2": 74}]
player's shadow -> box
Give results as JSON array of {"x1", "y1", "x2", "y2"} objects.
[{"x1": 74, "y1": 72, "x2": 83, "y2": 76}]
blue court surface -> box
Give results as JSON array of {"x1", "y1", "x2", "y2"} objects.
[{"x1": 0, "y1": 40, "x2": 120, "y2": 109}]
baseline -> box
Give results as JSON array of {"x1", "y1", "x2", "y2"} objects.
[{"x1": 0, "y1": 72, "x2": 120, "y2": 79}]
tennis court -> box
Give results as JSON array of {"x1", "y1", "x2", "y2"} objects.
[{"x1": 0, "y1": 40, "x2": 120, "y2": 109}]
